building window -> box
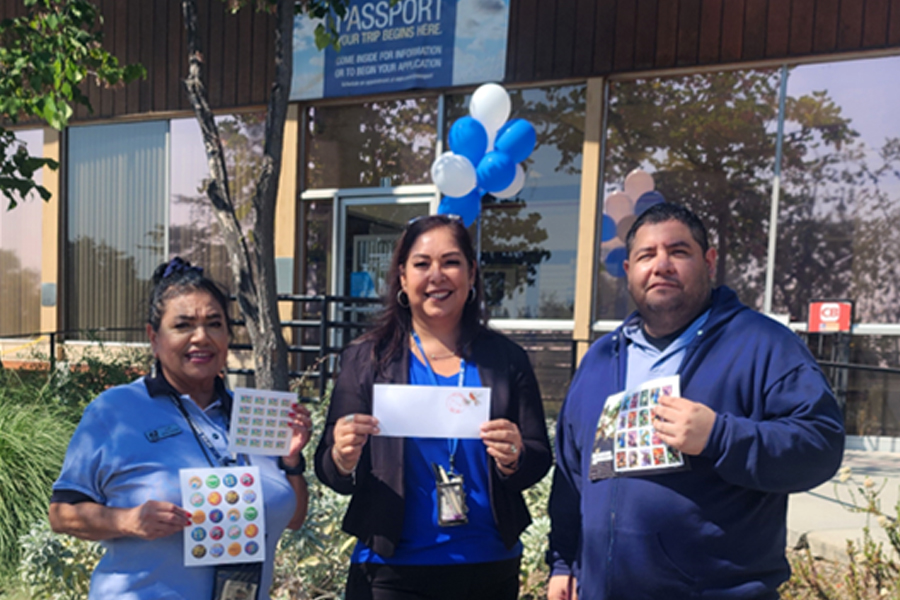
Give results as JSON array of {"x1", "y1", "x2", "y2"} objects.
[
  {"x1": 447, "y1": 84, "x2": 585, "y2": 319},
  {"x1": 67, "y1": 122, "x2": 168, "y2": 340},
  {"x1": 305, "y1": 97, "x2": 438, "y2": 189},
  {"x1": 0, "y1": 129, "x2": 43, "y2": 337},
  {"x1": 170, "y1": 114, "x2": 265, "y2": 289},
  {"x1": 597, "y1": 69, "x2": 778, "y2": 321},
  {"x1": 776, "y1": 56, "x2": 900, "y2": 325}
]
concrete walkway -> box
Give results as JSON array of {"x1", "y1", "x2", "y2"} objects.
[{"x1": 787, "y1": 449, "x2": 900, "y2": 563}]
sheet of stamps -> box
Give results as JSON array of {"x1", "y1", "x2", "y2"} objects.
[
  {"x1": 180, "y1": 466, "x2": 266, "y2": 567},
  {"x1": 589, "y1": 375, "x2": 688, "y2": 480},
  {"x1": 228, "y1": 388, "x2": 295, "y2": 456}
]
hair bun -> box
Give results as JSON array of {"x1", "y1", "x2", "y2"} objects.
[{"x1": 152, "y1": 257, "x2": 204, "y2": 286}]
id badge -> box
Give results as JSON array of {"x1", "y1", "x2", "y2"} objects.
[
  {"x1": 213, "y1": 562, "x2": 262, "y2": 600},
  {"x1": 436, "y1": 472, "x2": 468, "y2": 526}
]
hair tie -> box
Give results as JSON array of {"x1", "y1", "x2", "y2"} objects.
[{"x1": 162, "y1": 257, "x2": 203, "y2": 279}]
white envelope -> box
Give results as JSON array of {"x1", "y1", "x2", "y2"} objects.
[{"x1": 372, "y1": 384, "x2": 491, "y2": 438}]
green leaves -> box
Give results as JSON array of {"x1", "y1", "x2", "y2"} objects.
[{"x1": 0, "y1": 0, "x2": 146, "y2": 209}]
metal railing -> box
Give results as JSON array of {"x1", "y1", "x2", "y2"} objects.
[{"x1": 0, "y1": 295, "x2": 383, "y2": 400}]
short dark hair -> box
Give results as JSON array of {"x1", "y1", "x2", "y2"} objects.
[
  {"x1": 148, "y1": 257, "x2": 231, "y2": 334},
  {"x1": 625, "y1": 203, "x2": 710, "y2": 255},
  {"x1": 359, "y1": 215, "x2": 486, "y2": 372}
]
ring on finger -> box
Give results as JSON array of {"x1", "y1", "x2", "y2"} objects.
[
  {"x1": 510, "y1": 443, "x2": 518, "y2": 454},
  {"x1": 344, "y1": 414, "x2": 355, "y2": 423}
]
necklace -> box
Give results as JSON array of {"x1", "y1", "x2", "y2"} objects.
[{"x1": 410, "y1": 333, "x2": 457, "y2": 361}]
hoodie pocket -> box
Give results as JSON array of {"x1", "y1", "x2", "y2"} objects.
[{"x1": 610, "y1": 531, "x2": 698, "y2": 599}]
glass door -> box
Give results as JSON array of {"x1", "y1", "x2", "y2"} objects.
[{"x1": 336, "y1": 193, "x2": 433, "y2": 298}]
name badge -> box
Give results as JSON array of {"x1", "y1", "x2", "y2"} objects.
[{"x1": 145, "y1": 424, "x2": 183, "y2": 443}]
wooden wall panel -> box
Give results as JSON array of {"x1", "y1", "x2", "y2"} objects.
[
  {"x1": 572, "y1": 0, "x2": 600, "y2": 76},
  {"x1": 813, "y1": 0, "x2": 840, "y2": 52},
  {"x1": 719, "y1": 0, "x2": 746, "y2": 63},
  {"x1": 766, "y1": 0, "x2": 791, "y2": 57},
  {"x1": 613, "y1": 0, "x2": 638, "y2": 71},
  {"x1": 862, "y1": 0, "x2": 890, "y2": 47},
  {"x1": 698, "y1": 0, "x2": 724, "y2": 64},
  {"x1": 553, "y1": 0, "x2": 578, "y2": 76},
  {"x1": 677, "y1": 0, "x2": 702, "y2": 65},
  {"x1": 891, "y1": 0, "x2": 900, "y2": 45},
  {"x1": 4, "y1": 0, "x2": 900, "y2": 120},
  {"x1": 789, "y1": 0, "x2": 816, "y2": 54},
  {"x1": 251, "y1": 10, "x2": 270, "y2": 106},
  {"x1": 593, "y1": 0, "x2": 618, "y2": 73},
  {"x1": 838, "y1": 0, "x2": 865, "y2": 49},
  {"x1": 655, "y1": 0, "x2": 679, "y2": 69},
  {"x1": 634, "y1": 0, "x2": 659, "y2": 70},
  {"x1": 533, "y1": 0, "x2": 558, "y2": 80},
  {"x1": 509, "y1": 0, "x2": 538, "y2": 82},
  {"x1": 742, "y1": 0, "x2": 769, "y2": 60}
]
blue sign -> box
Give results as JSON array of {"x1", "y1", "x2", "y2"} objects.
[{"x1": 292, "y1": 0, "x2": 509, "y2": 100}]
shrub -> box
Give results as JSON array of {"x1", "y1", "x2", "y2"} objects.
[
  {"x1": 17, "y1": 520, "x2": 102, "y2": 600},
  {"x1": 0, "y1": 375, "x2": 76, "y2": 572}
]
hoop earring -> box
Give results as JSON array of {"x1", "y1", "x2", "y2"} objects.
[
  {"x1": 397, "y1": 290, "x2": 410, "y2": 308},
  {"x1": 467, "y1": 287, "x2": 477, "y2": 304}
]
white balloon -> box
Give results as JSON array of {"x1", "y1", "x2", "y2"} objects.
[
  {"x1": 430, "y1": 152, "x2": 477, "y2": 198},
  {"x1": 493, "y1": 163, "x2": 526, "y2": 199},
  {"x1": 604, "y1": 191, "x2": 633, "y2": 221},
  {"x1": 623, "y1": 168, "x2": 654, "y2": 200},
  {"x1": 470, "y1": 83, "x2": 511, "y2": 134},
  {"x1": 486, "y1": 128, "x2": 496, "y2": 152}
]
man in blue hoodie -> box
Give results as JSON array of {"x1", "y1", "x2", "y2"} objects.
[{"x1": 547, "y1": 203, "x2": 844, "y2": 600}]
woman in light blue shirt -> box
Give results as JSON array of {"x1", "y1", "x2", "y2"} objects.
[{"x1": 49, "y1": 258, "x2": 312, "y2": 600}]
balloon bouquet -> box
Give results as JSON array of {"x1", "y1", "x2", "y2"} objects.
[
  {"x1": 601, "y1": 168, "x2": 665, "y2": 278},
  {"x1": 430, "y1": 83, "x2": 537, "y2": 226}
]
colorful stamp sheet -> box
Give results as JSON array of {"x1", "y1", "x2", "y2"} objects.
[
  {"x1": 228, "y1": 388, "x2": 295, "y2": 456},
  {"x1": 589, "y1": 375, "x2": 685, "y2": 480},
  {"x1": 180, "y1": 466, "x2": 266, "y2": 567}
]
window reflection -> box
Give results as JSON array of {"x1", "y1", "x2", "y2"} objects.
[
  {"x1": 169, "y1": 114, "x2": 265, "y2": 290},
  {"x1": 447, "y1": 85, "x2": 584, "y2": 319},
  {"x1": 598, "y1": 70, "x2": 778, "y2": 320},
  {"x1": 67, "y1": 122, "x2": 167, "y2": 341},
  {"x1": 305, "y1": 98, "x2": 438, "y2": 189},
  {"x1": 0, "y1": 129, "x2": 43, "y2": 336},
  {"x1": 777, "y1": 56, "x2": 900, "y2": 325}
]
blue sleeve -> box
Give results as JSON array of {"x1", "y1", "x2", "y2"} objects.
[
  {"x1": 53, "y1": 401, "x2": 113, "y2": 504},
  {"x1": 701, "y1": 363, "x2": 845, "y2": 493},
  {"x1": 546, "y1": 379, "x2": 585, "y2": 577}
]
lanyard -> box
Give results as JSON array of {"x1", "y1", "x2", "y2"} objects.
[
  {"x1": 170, "y1": 394, "x2": 243, "y2": 468},
  {"x1": 411, "y1": 331, "x2": 465, "y2": 471}
]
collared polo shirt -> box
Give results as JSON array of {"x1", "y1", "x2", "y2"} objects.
[
  {"x1": 622, "y1": 310, "x2": 711, "y2": 389},
  {"x1": 52, "y1": 375, "x2": 296, "y2": 600}
]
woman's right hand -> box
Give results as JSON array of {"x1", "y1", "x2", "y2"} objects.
[
  {"x1": 331, "y1": 413, "x2": 379, "y2": 475},
  {"x1": 126, "y1": 500, "x2": 192, "y2": 540},
  {"x1": 547, "y1": 574, "x2": 578, "y2": 600}
]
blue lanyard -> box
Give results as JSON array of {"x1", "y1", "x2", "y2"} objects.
[{"x1": 411, "y1": 331, "x2": 465, "y2": 470}]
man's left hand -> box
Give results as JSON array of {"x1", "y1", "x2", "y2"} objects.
[{"x1": 652, "y1": 395, "x2": 716, "y2": 455}]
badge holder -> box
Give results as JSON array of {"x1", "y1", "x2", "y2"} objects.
[
  {"x1": 433, "y1": 462, "x2": 468, "y2": 526},
  {"x1": 212, "y1": 562, "x2": 262, "y2": 600}
]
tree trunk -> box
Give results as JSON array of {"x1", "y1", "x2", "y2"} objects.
[{"x1": 181, "y1": 0, "x2": 291, "y2": 391}]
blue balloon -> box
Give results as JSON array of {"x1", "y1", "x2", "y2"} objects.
[
  {"x1": 601, "y1": 214, "x2": 617, "y2": 243},
  {"x1": 605, "y1": 247, "x2": 627, "y2": 278},
  {"x1": 635, "y1": 191, "x2": 665, "y2": 215},
  {"x1": 448, "y1": 117, "x2": 488, "y2": 165},
  {"x1": 495, "y1": 119, "x2": 537, "y2": 164},
  {"x1": 476, "y1": 151, "x2": 516, "y2": 193},
  {"x1": 438, "y1": 188, "x2": 481, "y2": 227}
]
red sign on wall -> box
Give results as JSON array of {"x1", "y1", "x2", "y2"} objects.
[{"x1": 807, "y1": 300, "x2": 853, "y2": 333}]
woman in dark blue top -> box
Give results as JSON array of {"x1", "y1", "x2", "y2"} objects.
[{"x1": 314, "y1": 215, "x2": 552, "y2": 600}]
